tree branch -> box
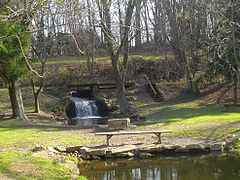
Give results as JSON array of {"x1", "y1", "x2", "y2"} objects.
[{"x1": 16, "y1": 35, "x2": 45, "y2": 78}]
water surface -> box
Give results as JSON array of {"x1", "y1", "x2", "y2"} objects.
[{"x1": 78, "y1": 154, "x2": 240, "y2": 180}]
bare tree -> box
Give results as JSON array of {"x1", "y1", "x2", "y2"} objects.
[
  {"x1": 162, "y1": 0, "x2": 208, "y2": 94},
  {"x1": 135, "y1": 0, "x2": 141, "y2": 48},
  {"x1": 30, "y1": 48, "x2": 47, "y2": 114},
  {"x1": 96, "y1": 0, "x2": 136, "y2": 116}
]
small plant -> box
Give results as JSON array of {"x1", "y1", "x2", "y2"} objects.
[{"x1": 232, "y1": 138, "x2": 240, "y2": 149}]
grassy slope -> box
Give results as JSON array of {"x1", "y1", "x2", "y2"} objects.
[
  {"x1": 138, "y1": 101, "x2": 240, "y2": 139},
  {"x1": 1, "y1": 84, "x2": 240, "y2": 179},
  {"x1": 0, "y1": 89, "x2": 90, "y2": 179},
  {"x1": 0, "y1": 120, "x2": 93, "y2": 179},
  {"x1": 43, "y1": 54, "x2": 173, "y2": 65}
]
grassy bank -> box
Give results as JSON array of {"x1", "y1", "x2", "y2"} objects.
[
  {"x1": 138, "y1": 101, "x2": 240, "y2": 139},
  {"x1": 0, "y1": 85, "x2": 240, "y2": 179},
  {"x1": 1, "y1": 103, "x2": 239, "y2": 179},
  {"x1": 0, "y1": 119, "x2": 95, "y2": 179},
  {"x1": 41, "y1": 54, "x2": 174, "y2": 65}
]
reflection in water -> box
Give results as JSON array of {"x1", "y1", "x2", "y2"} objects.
[{"x1": 78, "y1": 154, "x2": 240, "y2": 180}]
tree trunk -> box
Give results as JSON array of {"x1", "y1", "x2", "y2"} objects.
[
  {"x1": 117, "y1": 0, "x2": 123, "y2": 41},
  {"x1": 98, "y1": 0, "x2": 135, "y2": 116},
  {"x1": 34, "y1": 93, "x2": 40, "y2": 113},
  {"x1": 8, "y1": 79, "x2": 27, "y2": 120},
  {"x1": 143, "y1": 2, "x2": 150, "y2": 44},
  {"x1": 116, "y1": 79, "x2": 131, "y2": 116},
  {"x1": 111, "y1": 53, "x2": 131, "y2": 116},
  {"x1": 182, "y1": 51, "x2": 199, "y2": 95},
  {"x1": 232, "y1": 3, "x2": 238, "y2": 104},
  {"x1": 233, "y1": 78, "x2": 238, "y2": 104},
  {"x1": 135, "y1": 0, "x2": 141, "y2": 48}
]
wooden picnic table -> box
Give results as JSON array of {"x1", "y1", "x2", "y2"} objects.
[{"x1": 95, "y1": 130, "x2": 172, "y2": 146}]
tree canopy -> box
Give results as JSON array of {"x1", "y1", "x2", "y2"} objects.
[{"x1": 0, "y1": 21, "x2": 30, "y2": 83}]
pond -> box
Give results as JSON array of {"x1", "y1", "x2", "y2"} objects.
[{"x1": 78, "y1": 153, "x2": 240, "y2": 180}]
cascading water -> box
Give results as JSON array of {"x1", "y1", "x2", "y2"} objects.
[
  {"x1": 73, "y1": 98, "x2": 98, "y2": 117},
  {"x1": 71, "y1": 97, "x2": 101, "y2": 125}
]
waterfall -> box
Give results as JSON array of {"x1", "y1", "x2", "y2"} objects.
[
  {"x1": 71, "y1": 97, "x2": 101, "y2": 125},
  {"x1": 73, "y1": 97, "x2": 98, "y2": 117}
]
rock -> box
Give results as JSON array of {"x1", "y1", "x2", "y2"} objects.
[
  {"x1": 54, "y1": 146, "x2": 66, "y2": 152},
  {"x1": 32, "y1": 144, "x2": 45, "y2": 152},
  {"x1": 126, "y1": 152, "x2": 135, "y2": 157},
  {"x1": 95, "y1": 98, "x2": 111, "y2": 116},
  {"x1": 91, "y1": 155, "x2": 101, "y2": 160},
  {"x1": 115, "y1": 152, "x2": 135, "y2": 158},
  {"x1": 66, "y1": 146, "x2": 83, "y2": 153},
  {"x1": 110, "y1": 145, "x2": 136, "y2": 154},
  {"x1": 48, "y1": 147, "x2": 60, "y2": 154},
  {"x1": 105, "y1": 154, "x2": 115, "y2": 159},
  {"x1": 79, "y1": 147, "x2": 90, "y2": 154},
  {"x1": 210, "y1": 143, "x2": 224, "y2": 152},
  {"x1": 81, "y1": 154, "x2": 92, "y2": 160},
  {"x1": 89, "y1": 149, "x2": 107, "y2": 156},
  {"x1": 137, "y1": 152, "x2": 152, "y2": 158},
  {"x1": 169, "y1": 145, "x2": 181, "y2": 149},
  {"x1": 108, "y1": 118, "x2": 130, "y2": 129},
  {"x1": 138, "y1": 144, "x2": 161, "y2": 153},
  {"x1": 186, "y1": 144, "x2": 204, "y2": 151},
  {"x1": 79, "y1": 147, "x2": 107, "y2": 156},
  {"x1": 175, "y1": 146, "x2": 190, "y2": 153},
  {"x1": 65, "y1": 98, "x2": 77, "y2": 120},
  {"x1": 161, "y1": 145, "x2": 180, "y2": 152}
]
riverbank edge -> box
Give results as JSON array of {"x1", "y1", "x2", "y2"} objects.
[{"x1": 33, "y1": 137, "x2": 240, "y2": 161}]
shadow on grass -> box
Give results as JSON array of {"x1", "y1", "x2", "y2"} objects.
[
  {"x1": 0, "y1": 123, "x2": 99, "y2": 133},
  {"x1": 205, "y1": 121, "x2": 240, "y2": 141},
  {"x1": 0, "y1": 116, "x2": 99, "y2": 133},
  {"x1": 160, "y1": 84, "x2": 226, "y2": 107},
  {"x1": 1, "y1": 101, "x2": 240, "y2": 142}
]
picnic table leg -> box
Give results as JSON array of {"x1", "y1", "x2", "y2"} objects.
[
  {"x1": 106, "y1": 135, "x2": 113, "y2": 146},
  {"x1": 155, "y1": 133, "x2": 162, "y2": 144}
]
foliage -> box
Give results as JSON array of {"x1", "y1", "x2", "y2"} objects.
[
  {"x1": 0, "y1": 21, "x2": 30, "y2": 83},
  {"x1": 232, "y1": 138, "x2": 240, "y2": 149}
]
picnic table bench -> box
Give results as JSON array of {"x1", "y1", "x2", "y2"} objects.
[{"x1": 95, "y1": 130, "x2": 172, "y2": 146}]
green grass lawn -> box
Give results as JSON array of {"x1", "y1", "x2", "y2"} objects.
[
  {"x1": 0, "y1": 151, "x2": 73, "y2": 179},
  {"x1": 0, "y1": 87, "x2": 240, "y2": 179},
  {"x1": 137, "y1": 101, "x2": 240, "y2": 139},
  {"x1": 40, "y1": 54, "x2": 174, "y2": 65},
  {"x1": 0, "y1": 119, "x2": 99, "y2": 179}
]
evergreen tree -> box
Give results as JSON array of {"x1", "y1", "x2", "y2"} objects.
[{"x1": 0, "y1": 19, "x2": 30, "y2": 120}]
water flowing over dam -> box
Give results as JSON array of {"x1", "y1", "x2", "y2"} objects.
[{"x1": 70, "y1": 97, "x2": 102, "y2": 125}]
